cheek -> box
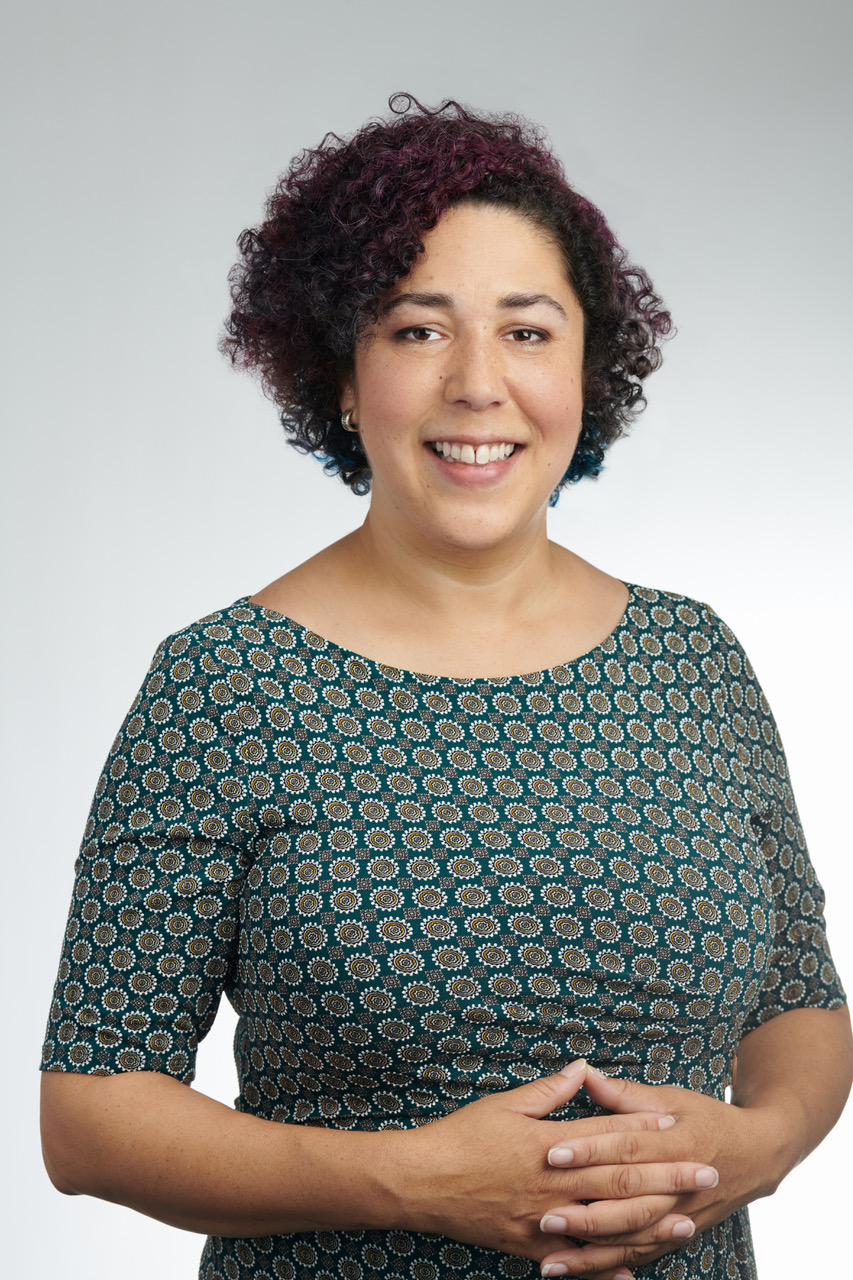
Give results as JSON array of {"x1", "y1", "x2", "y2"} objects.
[
  {"x1": 355, "y1": 351, "x2": 436, "y2": 425},
  {"x1": 355, "y1": 368, "x2": 425, "y2": 472},
  {"x1": 526, "y1": 373, "x2": 584, "y2": 441}
]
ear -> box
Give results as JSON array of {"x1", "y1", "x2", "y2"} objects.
[{"x1": 338, "y1": 374, "x2": 356, "y2": 416}]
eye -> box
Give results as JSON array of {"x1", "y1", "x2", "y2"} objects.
[
  {"x1": 395, "y1": 326, "x2": 443, "y2": 343},
  {"x1": 508, "y1": 327, "x2": 547, "y2": 343}
]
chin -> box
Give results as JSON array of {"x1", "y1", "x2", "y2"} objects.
[{"x1": 420, "y1": 511, "x2": 542, "y2": 555}]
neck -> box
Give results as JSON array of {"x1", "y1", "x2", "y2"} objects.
[
  {"x1": 345, "y1": 503, "x2": 565, "y2": 643},
  {"x1": 251, "y1": 489, "x2": 626, "y2": 678}
]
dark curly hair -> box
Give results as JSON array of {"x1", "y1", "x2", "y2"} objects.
[{"x1": 221, "y1": 94, "x2": 672, "y2": 497}]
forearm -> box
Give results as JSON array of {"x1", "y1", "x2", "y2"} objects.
[
  {"x1": 44, "y1": 1060, "x2": 706, "y2": 1264},
  {"x1": 732, "y1": 1004, "x2": 853, "y2": 1193},
  {"x1": 40, "y1": 1070, "x2": 406, "y2": 1237},
  {"x1": 535, "y1": 1009, "x2": 853, "y2": 1277}
]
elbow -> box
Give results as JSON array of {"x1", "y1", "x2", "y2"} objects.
[
  {"x1": 837, "y1": 1007, "x2": 853, "y2": 1096},
  {"x1": 42, "y1": 1139, "x2": 81, "y2": 1197},
  {"x1": 40, "y1": 1070, "x2": 102, "y2": 1198},
  {"x1": 40, "y1": 1106, "x2": 83, "y2": 1196}
]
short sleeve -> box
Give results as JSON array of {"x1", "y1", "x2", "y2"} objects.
[
  {"x1": 41, "y1": 626, "x2": 259, "y2": 1081},
  {"x1": 708, "y1": 612, "x2": 846, "y2": 1035}
]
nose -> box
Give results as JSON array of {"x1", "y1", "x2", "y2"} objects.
[{"x1": 443, "y1": 330, "x2": 508, "y2": 412}]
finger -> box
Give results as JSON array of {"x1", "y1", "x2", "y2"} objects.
[
  {"x1": 542, "y1": 1257, "x2": 637, "y2": 1279},
  {"x1": 582, "y1": 1064, "x2": 672, "y2": 1117},
  {"x1": 541, "y1": 1251, "x2": 638, "y2": 1280},
  {"x1": 540, "y1": 1238, "x2": 663, "y2": 1275},
  {"x1": 548, "y1": 1110, "x2": 677, "y2": 1150},
  {"x1": 541, "y1": 1266, "x2": 636, "y2": 1280},
  {"x1": 507, "y1": 1058, "x2": 589, "y2": 1119},
  {"x1": 541, "y1": 1195, "x2": 677, "y2": 1237},
  {"x1": 541, "y1": 1197, "x2": 694, "y2": 1242},
  {"x1": 544, "y1": 1272, "x2": 636, "y2": 1280},
  {"x1": 548, "y1": 1120, "x2": 679, "y2": 1168},
  {"x1": 553, "y1": 1159, "x2": 718, "y2": 1201},
  {"x1": 575, "y1": 1272, "x2": 634, "y2": 1280},
  {"x1": 556, "y1": 1272, "x2": 635, "y2": 1280}
]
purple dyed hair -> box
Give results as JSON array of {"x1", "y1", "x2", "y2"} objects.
[{"x1": 221, "y1": 94, "x2": 673, "y2": 496}]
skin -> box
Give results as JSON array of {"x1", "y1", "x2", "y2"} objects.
[
  {"x1": 41, "y1": 204, "x2": 852, "y2": 1279},
  {"x1": 536, "y1": 1007, "x2": 853, "y2": 1277},
  {"x1": 253, "y1": 202, "x2": 629, "y2": 678},
  {"x1": 41, "y1": 1062, "x2": 705, "y2": 1255}
]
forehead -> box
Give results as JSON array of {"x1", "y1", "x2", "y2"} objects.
[{"x1": 392, "y1": 203, "x2": 572, "y2": 296}]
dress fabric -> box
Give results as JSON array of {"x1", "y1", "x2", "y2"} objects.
[{"x1": 42, "y1": 585, "x2": 845, "y2": 1280}]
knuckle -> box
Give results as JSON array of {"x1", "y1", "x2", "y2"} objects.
[
  {"x1": 614, "y1": 1164, "x2": 641, "y2": 1197},
  {"x1": 633, "y1": 1199, "x2": 658, "y2": 1230},
  {"x1": 584, "y1": 1136, "x2": 603, "y2": 1163},
  {"x1": 523, "y1": 1080, "x2": 552, "y2": 1104},
  {"x1": 576, "y1": 1207, "x2": 598, "y2": 1238},
  {"x1": 621, "y1": 1132, "x2": 642, "y2": 1162}
]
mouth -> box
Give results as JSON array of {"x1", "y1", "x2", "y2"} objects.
[{"x1": 430, "y1": 441, "x2": 517, "y2": 466}]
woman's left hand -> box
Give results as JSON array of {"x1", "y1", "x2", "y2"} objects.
[{"x1": 537, "y1": 1065, "x2": 793, "y2": 1280}]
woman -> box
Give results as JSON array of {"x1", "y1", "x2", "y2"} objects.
[{"x1": 41, "y1": 96, "x2": 851, "y2": 1280}]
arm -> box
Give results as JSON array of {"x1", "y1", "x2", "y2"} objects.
[
  {"x1": 40, "y1": 1069, "x2": 396, "y2": 1237},
  {"x1": 537, "y1": 1004, "x2": 853, "y2": 1278},
  {"x1": 41, "y1": 1059, "x2": 713, "y2": 1259},
  {"x1": 732, "y1": 1003, "x2": 853, "y2": 1174}
]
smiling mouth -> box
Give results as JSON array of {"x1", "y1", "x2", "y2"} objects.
[{"x1": 430, "y1": 441, "x2": 517, "y2": 465}]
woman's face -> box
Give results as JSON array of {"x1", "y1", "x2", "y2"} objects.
[{"x1": 343, "y1": 202, "x2": 586, "y2": 556}]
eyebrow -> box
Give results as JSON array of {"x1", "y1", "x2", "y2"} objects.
[{"x1": 380, "y1": 290, "x2": 568, "y2": 319}]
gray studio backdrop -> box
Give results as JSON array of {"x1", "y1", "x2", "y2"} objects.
[{"x1": 3, "y1": 1, "x2": 850, "y2": 1275}]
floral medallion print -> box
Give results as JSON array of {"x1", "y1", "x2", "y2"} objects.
[{"x1": 43, "y1": 586, "x2": 844, "y2": 1279}]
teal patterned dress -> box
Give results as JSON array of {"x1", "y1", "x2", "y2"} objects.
[{"x1": 42, "y1": 585, "x2": 845, "y2": 1280}]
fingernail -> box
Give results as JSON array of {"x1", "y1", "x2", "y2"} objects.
[
  {"x1": 540, "y1": 1215, "x2": 568, "y2": 1233},
  {"x1": 695, "y1": 1166, "x2": 719, "y2": 1188},
  {"x1": 559, "y1": 1058, "x2": 587, "y2": 1077},
  {"x1": 672, "y1": 1220, "x2": 695, "y2": 1239},
  {"x1": 548, "y1": 1146, "x2": 575, "y2": 1167},
  {"x1": 658, "y1": 1114, "x2": 677, "y2": 1130},
  {"x1": 541, "y1": 1266, "x2": 569, "y2": 1277},
  {"x1": 613, "y1": 1272, "x2": 634, "y2": 1280}
]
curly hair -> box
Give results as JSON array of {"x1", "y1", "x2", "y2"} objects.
[{"x1": 221, "y1": 94, "x2": 672, "y2": 496}]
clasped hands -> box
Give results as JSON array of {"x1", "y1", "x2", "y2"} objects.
[{"x1": 403, "y1": 1057, "x2": 783, "y2": 1280}]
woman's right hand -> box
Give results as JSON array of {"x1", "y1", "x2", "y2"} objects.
[
  {"x1": 393, "y1": 1059, "x2": 713, "y2": 1270},
  {"x1": 41, "y1": 1059, "x2": 711, "y2": 1266}
]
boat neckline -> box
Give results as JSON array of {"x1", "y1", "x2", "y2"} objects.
[{"x1": 220, "y1": 582, "x2": 641, "y2": 685}]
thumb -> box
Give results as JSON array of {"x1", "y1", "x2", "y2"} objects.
[
  {"x1": 506, "y1": 1058, "x2": 588, "y2": 1119},
  {"x1": 583, "y1": 1064, "x2": 671, "y2": 1115}
]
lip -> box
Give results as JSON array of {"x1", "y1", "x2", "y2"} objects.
[
  {"x1": 425, "y1": 439, "x2": 522, "y2": 485},
  {"x1": 425, "y1": 439, "x2": 522, "y2": 462},
  {"x1": 424, "y1": 437, "x2": 522, "y2": 447}
]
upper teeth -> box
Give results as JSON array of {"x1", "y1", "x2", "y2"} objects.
[{"x1": 432, "y1": 441, "x2": 516, "y2": 464}]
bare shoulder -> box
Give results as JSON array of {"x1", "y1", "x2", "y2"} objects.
[
  {"x1": 549, "y1": 542, "x2": 629, "y2": 640},
  {"x1": 248, "y1": 536, "x2": 630, "y2": 676},
  {"x1": 249, "y1": 534, "x2": 363, "y2": 633}
]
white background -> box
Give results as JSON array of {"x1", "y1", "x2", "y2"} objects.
[{"x1": 2, "y1": 1, "x2": 851, "y2": 1275}]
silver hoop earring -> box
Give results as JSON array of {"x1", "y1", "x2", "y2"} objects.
[{"x1": 341, "y1": 409, "x2": 358, "y2": 432}]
